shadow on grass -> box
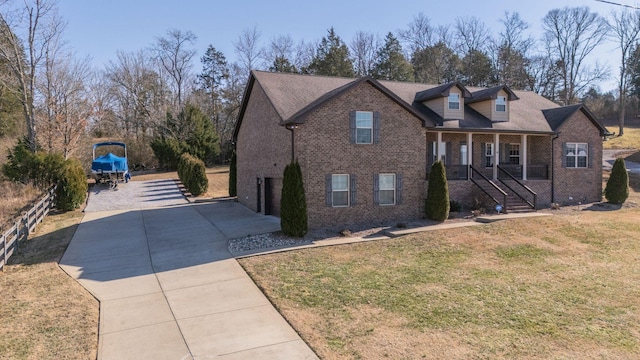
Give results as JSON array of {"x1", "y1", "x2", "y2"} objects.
[{"x1": 8, "y1": 210, "x2": 82, "y2": 266}]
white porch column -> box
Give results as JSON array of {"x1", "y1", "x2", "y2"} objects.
[
  {"x1": 522, "y1": 134, "x2": 528, "y2": 180},
  {"x1": 467, "y1": 132, "x2": 473, "y2": 179},
  {"x1": 436, "y1": 131, "x2": 443, "y2": 162},
  {"x1": 493, "y1": 133, "x2": 499, "y2": 180}
]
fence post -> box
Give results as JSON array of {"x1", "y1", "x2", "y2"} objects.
[
  {"x1": 2, "y1": 233, "x2": 5, "y2": 272},
  {"x1": 15, "y1": 219, "x2": 20, "y2": 252}
]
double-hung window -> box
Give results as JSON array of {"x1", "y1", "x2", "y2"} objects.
[
  {"x1": 378, "y1": 174, "x2": 396, "y2": 205},
  {"x1": 485, "y1": 143, "x2": 494, "y2": 167},
  {"x1": 508, "y1": 144, "x2": 520, "y2": 165},
  {"x1": 448, "y1": 93, "x2": 460, "y2": 110},
  {"x1": 565, "y1": 143, "x2": 588, "y2": 168},
  {"x1": 331, "y1": 174, "x2": 350, "y2": 207},
  {"x1": 496, "y1": 96, "x2": 506, "y2": 112},
  {"x1": 355, "y1": 111, "x2": 373, "y2": 144}
]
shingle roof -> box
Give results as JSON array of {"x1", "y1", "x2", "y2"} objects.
[
  {"x1": 234, "y1": 71, "x2": 608, "y2": 140},
  {"x1": 414, "y1": 82, "x2": 471, "y2": 102},
  {"x1": 542, "y1": 104, "x2": 610, "y2": 135},
  {"x1": 466, "y1": 85, "x2": 519, "y2": 104}
]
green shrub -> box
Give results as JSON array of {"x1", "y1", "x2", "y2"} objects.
[
  {"x1": 449, "y1": 199, "x2": 462, "y2": 212},
  {"x1": 229, "y1": 150, "x2": 237, "y2": 197},
  {"x1": 604, "y1": 157, "x2": 629, "y2": 204},
  {"x1": 150, "y1": 137, "x2": 183, "y2": 170},
  {"x1": 178, "y1": 153, "x2": 208, "y2": 196},
  {"x1": 55, "y1": 158, "x2": 88, "y2": 211},
  {"x1": 280, "y1": 160, "x2": 308, "y2": 237},
  {"x1": 425, "y1": 161, "x2": 450, "y2": 222},
  {"x1": 2, "y1": 139, "x2": 65, "y2": 189}
]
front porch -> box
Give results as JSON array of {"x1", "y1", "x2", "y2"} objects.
[
  {"x1": 427, "y1": 132, "x2": 552, "y2": 181},
  {"x1": 426, "y1": 131, "x2": 554, "y2": 212}
]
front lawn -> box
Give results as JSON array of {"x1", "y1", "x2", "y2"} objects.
[{"x1": 240, "y1": 175, "x2": 640, "y2": 359}]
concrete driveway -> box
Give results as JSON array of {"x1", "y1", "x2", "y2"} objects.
[
  {"x1": 603, "y1": 149, "x2": 640, "y2": 174},
  {"x1": 60, "y1": 180, "x2": 317, "y2": 359}
]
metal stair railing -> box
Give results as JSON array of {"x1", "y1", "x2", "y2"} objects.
[
  {"x1": 470, "y1": 165, "x2": 508, "y2": 211},
  {"x1": 497, "y1": 165, "x2": 537, "y2": 210}
]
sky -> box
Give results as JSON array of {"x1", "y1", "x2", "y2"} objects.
[{"x1": 57, "y1": 0, "x2": 634, "y2": 92}]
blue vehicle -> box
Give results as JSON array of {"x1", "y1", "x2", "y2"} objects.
[{"x1": 91, "y1": 142, "x2": 130, "y2": 186}]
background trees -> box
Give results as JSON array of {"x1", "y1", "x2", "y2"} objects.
[{"x1": 2, "y1": 2, "x2": 636, "y2": 176}]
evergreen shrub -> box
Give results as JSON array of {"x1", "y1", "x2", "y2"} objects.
[
  {"x1": 280, "y1": 160, "x2": 308, "y2": 237},
  {"x1": 425, "y1": 161, "x2": 450, "y2": 221},
  {"x1": 605, "y1": 157, "x2": 629, "y2": 204}
]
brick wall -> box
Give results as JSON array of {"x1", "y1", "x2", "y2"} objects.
[
  {"x1": 296, "y1": 81, "x2": 427, "y2": 228},
  {"x1": 235, "y1": 82, "x2": 290, "y2": 214},
  {"x1": 553, "y1": 111, "x2": 603, "y2": 205}
]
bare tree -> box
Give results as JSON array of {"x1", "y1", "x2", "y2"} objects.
[
  {"x1": 350, "y1": 31, "x2": 379, "y2": 77},
  {"x1": 234, "y1": 26, "x2": 263, "y2": 76},
  {"x1": 454, "y1": 16, "x2": 491, "y2": 55},
  {"x1": 608, "y1": 9, "x2": 640, "y2": 136},
  {"x1": 263, "y1": 34, "x2": 295, "y2": 68},
  {"x1": 542, "y1": 7, "x2": 609, "y2": 105},
  {"x1": 398, "y1": 12, "x2": 434, "y2": 55},
  {"x1": 106, "y1": 50, "x2": 167, "y2": 140},
  {"x1": 494, "y1": 12, "x2": 535, "y2": 89},
  {"x1": 43, "y1": 56, "x2": 92, "y2": 158},
  {"x1": 154, "y1": 29, "x2": 197, "y2": 109},
  {"x1": 0, "y1": 0, "x2": 64, "y2": 151}
]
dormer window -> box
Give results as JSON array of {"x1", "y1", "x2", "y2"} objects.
[
  {"x1": 448, "y1": 93, "x2": 460, "y2": 110},
  {"x1": 496, "y1": 96, "x2": 506, "y2": 112}
]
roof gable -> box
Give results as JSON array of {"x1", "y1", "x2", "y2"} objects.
[
  {"x1": 542, "y1": 104, "x2": 609, "y2": 135},
  {"x1": 466, "y1": 85, "x2": 519, "y2": 104},
  {"x1": 414, "y1": 82, "x2": 472, "y2": 102}
]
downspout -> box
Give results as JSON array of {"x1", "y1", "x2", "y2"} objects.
[
  {"x1": 285, "y1": 124, "x2": 298, "y2": 163},
  {"x1": 551, "y1": 133, "x2": 559, "y2": 204}
]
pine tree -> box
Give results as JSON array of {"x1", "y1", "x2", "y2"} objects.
[
  {"x1": 305, "y1": 28, "x2": 355, "y2": 77},
  {"x1": 425, "y1": 161, "x2": 450, "y2": 221},
  {"x1": 372, "y1": 33, "x2": 414, "y2": 81},
  {"x1": 280, "y1": 160, "x2": 308, "y2": 237},
  {"x1": 605, "y1": 157, "x2": 629, "y2": 204}
]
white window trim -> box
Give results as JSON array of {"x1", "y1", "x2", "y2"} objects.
[
  {"x1": 496, "y1": 96, "x2": 506, "y2": 112},
  {"x1": 448, "y1": 93, "x2": 460, "y2": 110},
  {"x1": 355, "y1": 111, "x2": 373, "y2": 144},
  {"x1": 332, "y1": 174, "x2": 350, "y2": 207},
  {"x1": 485, "y1": 143, "x2": 494, "y2": 167},
  {"x1": 460, "y1": 142, "x2": 468, "y2": 165},
  {"x1": 565, "y1": 142, "x2": 588, "y2": 168},
  {"x1": 509, "y1": 143, "x2": 520, "y2": 165},
  {"x1": 378, "y1": 173, "x2": 396, "y2": 206}
]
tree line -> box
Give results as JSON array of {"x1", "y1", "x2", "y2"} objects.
[{"x1": 1, "y1": 1, "x2": 639, "y2": 171}]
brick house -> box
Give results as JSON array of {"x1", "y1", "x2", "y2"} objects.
[{"x1": 233, "y1": 71, "x2": 609, "y2": 228}]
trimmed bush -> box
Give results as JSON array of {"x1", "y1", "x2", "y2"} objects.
[
  {"x1": 55, "y1": 158, "x2": 88, "y2": 211},
  {"x1": 229, "y1": 150, "x2": 237, "y2": 197},
  {"x1": 605, "y1": 157, "x2": 629, "y2": 204},
  {"x1": 178, "y1": 153, "x2": 208, "y2": 196},
  {"x1": 425, "y1": 161, "x2": 450, "y2": 222},
  {"x1": 280, "y1": 160, "x2": 308, "y2": 237}
]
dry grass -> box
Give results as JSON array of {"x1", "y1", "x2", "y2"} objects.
[
  {"x1": 131, "y1": 165, "x2": 230, "y2": 198},
  {"x1": 604, "y1": 125, "x2": 640, "y2": 149},
  {"x1": 0, "y1": 210, "x2": 98, "y2": 359},
  {"x1": 0, "y1": 182, "x2": 42, "y2": 233},
  {"x1": 240, "y1": 173, "x2": 640, "y2": 360}
]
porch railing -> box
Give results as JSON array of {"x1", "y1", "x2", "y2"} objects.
[
  {"x1": 445, "y1": 165, "x2": 469, "y2": 180},
  {"x1": 470, "y1": 166, "x2": 508, "y2": 210},
  {"x1": 497, "y1": 165, "x2": 537, "y2": 209},
  {"x1": 498, "y1": 164, "x2": 549, "y2": 180}
]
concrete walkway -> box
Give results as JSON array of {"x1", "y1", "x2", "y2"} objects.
[{"x1": 60, "y1": 181, "x2": 318, "y2": 359}]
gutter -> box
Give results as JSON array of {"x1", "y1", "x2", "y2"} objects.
[
  {"x1": 285, "y1": 124, "x2": 298, "y2": 163},
  {"x1": 551, "y1": 133, "x2": 559, "y2": 203}
]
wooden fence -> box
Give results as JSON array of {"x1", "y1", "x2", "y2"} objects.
[{"x1": 0, "y1": 187, "x2": 56, "y2": 272}]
